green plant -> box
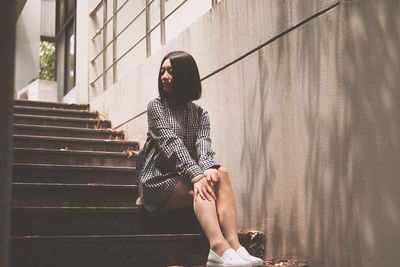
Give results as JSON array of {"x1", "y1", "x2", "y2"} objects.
[{"x1": 39, "y1": 41, "x2": 55, "y2": 81}]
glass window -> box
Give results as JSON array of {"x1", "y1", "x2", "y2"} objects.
[
  {"x1": 67, "y1": 0, "x2": 75, "y2": 18},
  {"x1": 39, "y1": 41, "x2": 56, "y2": 81},
  {"x1": 57, "y1": 0, "x2": 65, "y2": 33},
  {"x1": 65, "y1": 22, "x2": 76, "y2": 93},
  {"x1": 56, "y1": 0, "x2": 76, "y2": 95},
  {"x1": 56, "y1": 34, "x2": 65, "y2": 96}
]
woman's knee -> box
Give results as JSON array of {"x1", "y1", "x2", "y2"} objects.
[
  {"x1": 217, "y1": 167, "x2": 230, "y2": 182},
  {"x1": 218, "y1": 166, "x2": 228, "y2": 174}
]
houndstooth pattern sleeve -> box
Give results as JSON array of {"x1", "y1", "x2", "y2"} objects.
[
  {"x1": 196, "y1": 109, "x2": 220, "y2": 170},
  {"x1": 147, "y1": 99, "x2": 204, "y2": 183}
]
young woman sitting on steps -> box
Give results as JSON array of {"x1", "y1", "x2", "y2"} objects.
[{"x1": 135, "y1": 51, "x2": 263, "y2": 267}]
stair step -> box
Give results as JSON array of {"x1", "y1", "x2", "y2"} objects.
[
  {"x1": 12, "y1": 182, "x2": 137, "y2": 207},
  {"x1": 13, "y1": 163, "x2": 137, "y2": 185},
  {"x1": 14, "y1": 148, "x2": 137, "y2": 167},
  {"x1": 12, "y1": 207, "x2": 143, "y2": 236},
  {"x1": 10, "y1": 101, "x2": 266, "y2": 266},
  {"x1": 13, "y1": 135, "x2": 139, "y2": 152},
  {"x1": 11, "y1": 234, "x2": 210, "y2": 267},
  {"x1": 14, "y1": 124, "x2": 125, "y2": 139},
  {"x1": 11, "y1": 232, "x2": 259, "y2": 267},
  {"x1": 14, "y1": 99, "x2": 90, "y2": 110},
  {"x1": 14, "y1": 105, "x2": 99, "y2": 118},
  {"x1": 14, "y1": 114, "x2": 111, "y2": 128},
  {"x1": 12, "y1": 206, "x2": 204, "y2": 236}
]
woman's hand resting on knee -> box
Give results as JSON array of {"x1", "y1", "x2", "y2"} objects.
[
  {"x1": 193, "y1": 175, "x2": 217, "y2": 202},
  {"x1": 204, "y1": 168, "x2": 220, "y2": 184}
]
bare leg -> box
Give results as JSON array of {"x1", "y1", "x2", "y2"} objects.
[
  {"x1": 159, "y1": 180, "x2": 193, "y2": 211},
  {"x1": 160, "y1": 179, "x2": 231, "y2": 256},
  {"x1": 215, "y1": 167, "x2": 242, "y2": 250},
  {"x1": 193, "y1": 192, "x2": 231, "y2": 257}
]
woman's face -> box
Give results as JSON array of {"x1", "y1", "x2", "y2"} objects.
[{"x1": 160, "y1": 58, "x2": 173, "y2": 93}]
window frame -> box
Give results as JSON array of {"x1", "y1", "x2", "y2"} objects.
[{"x1": 56, "y1": 0, "x2": 77, "y2": 95}]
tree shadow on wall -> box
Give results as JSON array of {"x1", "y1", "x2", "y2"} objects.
[
  {"x1": 238, "y1": 1, "x2": 399, "y2": 266},
  {"x1": 341, "y1": 1, "x2": 400, "y2": 267}
]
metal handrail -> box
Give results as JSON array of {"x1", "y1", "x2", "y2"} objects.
[
  {"x1": 163, "y1": 0, "x2": 187, "y2": 21},
  {"x1": 102, "y1": 0, "x2": 107, "y2": 90},
  {"x1": 89, "y1": 0, "x2": 209, "y2": 87},
  {"x1": 90, "y1": 7, "x2": 146, "y2": 64},
  {"x1": 148, "y1": 22, "x2": 161, "y2": 34},
  {"x1": 90, "y1": 35, "x2": 147, "y2": 87},
  {"x1": 90, "y1": 0, "x2": 188, "y2": 60},
  {"x1": 91, "y1": 0, "x2": 130, "y2": 40},
  {"x1": 89, "y1": 0, "x2": 103, "y2": 17},
  {"x1": 160, "y1": 0, "x2": 165, "y2": 45},
  {"x1": 112, "y1": 0, "x2": 117, "y2": 83}
]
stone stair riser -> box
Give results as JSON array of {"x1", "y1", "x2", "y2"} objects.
[
  {"x1": 14, "y1": 107, "x2": 98, "y2": 118},
  {"x1": 11, "y1": 237, "x2": 210, "y2": 267},
  {"x1": 14, "y1": 136, "x2": 138, "y2": 152},
  {"x1": 13, "y1": 165, "x2": 137, "y2": 185},
  {"x1": 14, "y1": 150, "x2": 136, "y2": 167},
  {"x1": 13, "y1": 185, "x2": 137, "y2": 207},
  {"x1": 14, "y1": 116, "x2": 111, "y2": 128},
  {"x1": 14, "y1": 125, "x2": 124, "y2": 139},
  {"x1": 14, "y1": 100, "x2": 89, "y2": 110},
  {"x1": 12, "y1": 208, "x2": 202, "y2": 236}
]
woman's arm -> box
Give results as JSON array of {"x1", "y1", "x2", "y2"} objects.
[
  {"x1": 195, "y1": 109, "x2": 220, "y2": 171},
  {"x1": 147, "y1": 99, "x2": 204, "y2": 183}
]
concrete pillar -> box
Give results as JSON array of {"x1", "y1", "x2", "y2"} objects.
[{"x1": 0, "y1": 0, "x2": 16, "y2": 266}]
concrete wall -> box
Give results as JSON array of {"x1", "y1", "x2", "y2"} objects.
[
  {"x1": 14, "y1": 0, "x2": 41, "y2": 92},
  {"x1": 197, "y1": 3, "x2": 355, "y2": 266},
  {"x1": 85, "y1": 0, "x2": 400, "y2": 266},
  {"x1": 343, "y1": 0, "x2": 400, "y2": 266},
  {"x1": 16, "y1": 79, "x2": 58, "y2": 101}
]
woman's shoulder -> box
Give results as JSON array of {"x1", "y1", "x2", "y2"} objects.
[
  {"x1": 148, "y1": 97, "x2": 207, "y2": 115},
  {"x1": 188, "y1": 102, "x2": 208, "y2": 116},
  {"x1": 148, "y1": 97, "x2": 162, "y2": 105},
  {"x1": 187, "y1": 101, "x2": 204, "y2": 111},
  {"x1": 147, "y1": 97, "x2": 165, "y2": 110}
]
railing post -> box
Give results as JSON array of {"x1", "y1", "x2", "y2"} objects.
[
  {"x1": 0, "y1": 0, "x2": 16, "y2": 266},
  {"x1": 160, "y1": 0, "x2": 166, "y2": 45},
  {"x1": 102, "y1": 0, "x2": 107, "y2": 91},
  {"x1": 113, "y1": 0, "x2": 117, "y2": 83},
  {"x1": 145, "y1": 0, "x2": 151, "y2": 57}
]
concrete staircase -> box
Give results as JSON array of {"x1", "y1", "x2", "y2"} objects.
[{"x1": 10, "y1": 100, "x2": 265, "y2": 267}]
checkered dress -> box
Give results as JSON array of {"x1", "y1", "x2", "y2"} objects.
[{"x1": 136, "y1": 97, "x2": 220, "y2": 212}]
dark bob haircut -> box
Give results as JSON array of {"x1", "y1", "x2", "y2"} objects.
[{"x1": 158, "y1": 51, "x2": 202, "y2": 105}]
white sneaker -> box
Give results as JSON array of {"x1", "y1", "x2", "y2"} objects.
[
  {"x1": 207, "y1": 248, "x2": 252, "y2": 267},
  {"x1": 235, "y1": 246, "x2": 264, "y2": 266}
]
